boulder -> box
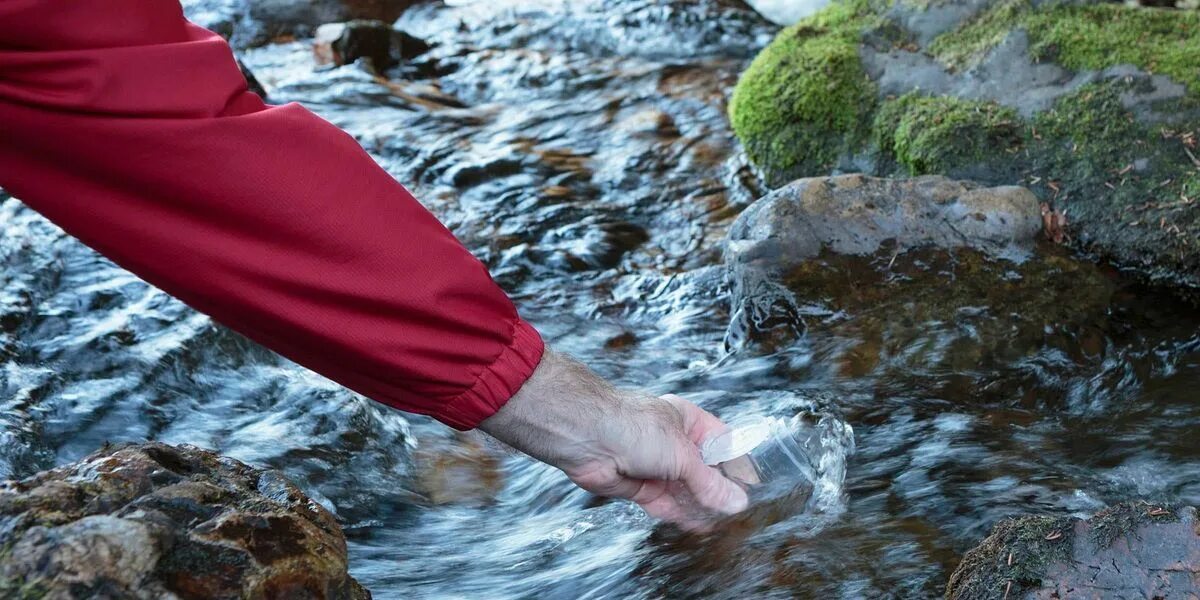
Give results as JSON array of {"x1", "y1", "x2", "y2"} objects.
[
  {"x1": 729, "y1": 0, "x2": 1200, "y2": 289},
  {"x1": 722, "y1": 174, "x2": 1117, "y2": 378},
  {"x1": 412, "y1": 434, "x2": 504, "y2": 506},
  {"x1": 726, "y1": 174, "x2": 1042, "y2": 269},
  {"x1": 946, "y1": 503, "x2": 1200, "y2": 600},
  {"x1": 0, "y1": 442, "x2": 370, "y2": 599},
  {"x1": 313, "y1": 20, "x2": 430, "y2": 71}
]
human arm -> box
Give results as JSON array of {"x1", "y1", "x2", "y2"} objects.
[
  {"x1": 482, "y1": 351, "x2": 749, "y2": 523},
  {"x1": 0, "y1": 1, "x2": 747, "y2": 523},
  {"x1": 0, "y1": 0, "x2": 541, "y2": 429}
]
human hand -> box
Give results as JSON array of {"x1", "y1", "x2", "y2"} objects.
[{"x1": 478, "y1": 350, "x2": 748, "y2": 528}]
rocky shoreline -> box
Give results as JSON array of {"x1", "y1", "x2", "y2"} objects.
[{"x1": 0, "y1": 443, "x2": 369, "y2": 599}]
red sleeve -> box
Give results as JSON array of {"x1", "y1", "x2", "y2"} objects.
[{"x1": 0, "y1": 1, "x2": 543, "y2": 430}]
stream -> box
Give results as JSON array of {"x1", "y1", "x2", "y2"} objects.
[{"x1": 2, "y1": 1, "x2": 1199, "y2": 598}]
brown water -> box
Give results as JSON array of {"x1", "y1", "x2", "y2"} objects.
[{"x1": 2, "y1": 1, "x2": 1199, "y2": 598}]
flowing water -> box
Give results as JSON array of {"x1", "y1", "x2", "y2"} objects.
[{"x1": 2, "y1": 1, "x2": 1199, "y2": 597}]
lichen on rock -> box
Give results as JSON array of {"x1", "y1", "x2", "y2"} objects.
[{"x1": 946, "y1": 503, "x2": 1199, "y2": 600}]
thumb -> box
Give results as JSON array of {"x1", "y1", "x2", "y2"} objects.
[{"x1": 679, "y1": 452, "x2": 750, "y2": 515}]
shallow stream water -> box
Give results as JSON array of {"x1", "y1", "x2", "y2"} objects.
[{"x1": 2, "y1": 1, "x2": 1199, "y2": 598}]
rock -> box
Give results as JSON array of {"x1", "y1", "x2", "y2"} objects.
[
  {"x1": 744, "y1": 0, "x2": 833, "y2": 24},
  {"x1": 946, "y1": 503, "x2": 1199, "y2": 600},
  {"x1": 729, "y1": 0, "x2": 1200, "y2": 290},
  {"x1": 182, "y1": 0, "x2": 425, "y2": 48},
  {"x1": 313, "y1": 20, "x2": 430, "y2": 71},
  {"x1": 0, "y1": 442, "x2": 370, "y2": 599},
  {"x1": 726, "y1": 174, "x2": 1042, "y2": 270},
  {"x1": 722, "y1": 174, "x2": 1117, "y2": 375}
]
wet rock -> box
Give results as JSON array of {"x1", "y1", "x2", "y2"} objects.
[
  {"x1": 182, "y1": 0, "x2": 425, "y2": 48},
  {"x1": 946, "y1": 503, "x2": 1199, "y2": 600},
  {"x1": 729, "y1": 0, "x2": 1200, "y2": 289},
  {"x1": 0, "y1": 442, "x2": 370, "y2": 599},
  {"x1": 745, "y1": 0, "x2": 833, "y2": 24},
  {"x1": 722, "y1": 175, "x2": 1118, "y2": 380},
  {"x1": 314, "y1": 20, "x2": 430, "y2": 71},
  {"x1": 726, "y1": 174, "x2": 1042, "y2": 270}
]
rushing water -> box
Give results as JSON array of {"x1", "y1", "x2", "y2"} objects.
[{"x1": 2, "y1": 1, "x2": 1199, "y2": 597}]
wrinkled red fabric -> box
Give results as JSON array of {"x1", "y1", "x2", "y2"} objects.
[{"x1": 0, "y1": 0, "x2": 543, "y2": 430}]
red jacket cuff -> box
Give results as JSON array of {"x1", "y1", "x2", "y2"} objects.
[{"x1": 436, "y1": 319, "x2": 545, "y2": 430}]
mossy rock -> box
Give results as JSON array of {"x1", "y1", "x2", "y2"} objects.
[
  {"x1": 929, "y1": 1, "x2": 1200, "y2": 93},
  {"x1": 730, "y1": 0, "x2": 1200, "y2": 290},
  {"x1": 728, "y1": 0, "x2": 886, "y2": 183},
  {"x1": 872, "y1": 93, "x2": 1022, "y2": 176},
  {"x1": 946, "y1": 503, "x2": 1198, "y2": 599}
]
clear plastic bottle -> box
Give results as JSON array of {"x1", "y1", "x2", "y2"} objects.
[{"x1": 700, "y1": 413, "x2": 847, "y2": 505}]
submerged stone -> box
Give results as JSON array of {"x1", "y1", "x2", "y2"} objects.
[
  {"x1": 0, "y1": 443, "x2": 370, "y2": 599},
  {"x1": 313, "y1": 20, "x2": 430, "y2": 71}
]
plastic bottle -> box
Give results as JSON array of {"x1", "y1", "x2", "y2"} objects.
[{"x1": 699, "y1": 414, "x2": 830, "y2": 501}]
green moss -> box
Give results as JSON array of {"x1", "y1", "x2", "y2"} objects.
[
  {"x1": 1024, "y1": 82, "x2": 1200, "y2": 263},
  {"x1": 932, "y1": 1, "x2": 1200, "y2": 93},
  {"x1": 728, "y1": 0, "x2": 882, "y2": 185},
  {"x1": 945, "y1": 514, "x2": 1075, "y2": 600},
  {"x1": 1026, "y1": 83, "x2": 1146, "y2": 195},
  {"x1": 0, "y1": 577, "x2": 49, "y2": 600},
  {"x1": 1024, "y1": 4, "x2": 1200, "y2": 94},
  {"x1": 873, "y1": 93, "x2": 1021, "y2": 175},
  {"x1": 927, "y1": 0, "x2": 1027, "y2": 66},
  {"x1": 1184, "y1": 170, "x2": 1200, "y2": 201}
]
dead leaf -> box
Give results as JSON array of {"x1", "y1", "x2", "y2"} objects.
[{"x1": 1041, "y1": 203, "x2": 1069, "y2": 244}]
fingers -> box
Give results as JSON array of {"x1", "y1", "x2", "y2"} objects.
[
  {"x1": 572, "y1": 470, "x2": 704, "y2": 527},
  {"x1": 661, "y1": 394, "x2": 749, "y2": 514},
  {"x1": 679, "y1": 454, "x2": 750, "y2": 515}
]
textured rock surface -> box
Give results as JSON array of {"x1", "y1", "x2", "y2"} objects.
[
  {"x1": 730, "y1": 0, "x2": 1200, "y2": 290},
  {"x1": 946, "y1": 503, "x2": 1199, "y2": 600},
  {"x1": 726, "y1": 174, "x2": 1042, "y2": 270},
  {"x1": 0, "y1": 443, "x2": 370, "y2": 599},
  {"x1": 720, "y1": 174, "x2": 1115, "y2": 366}
]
